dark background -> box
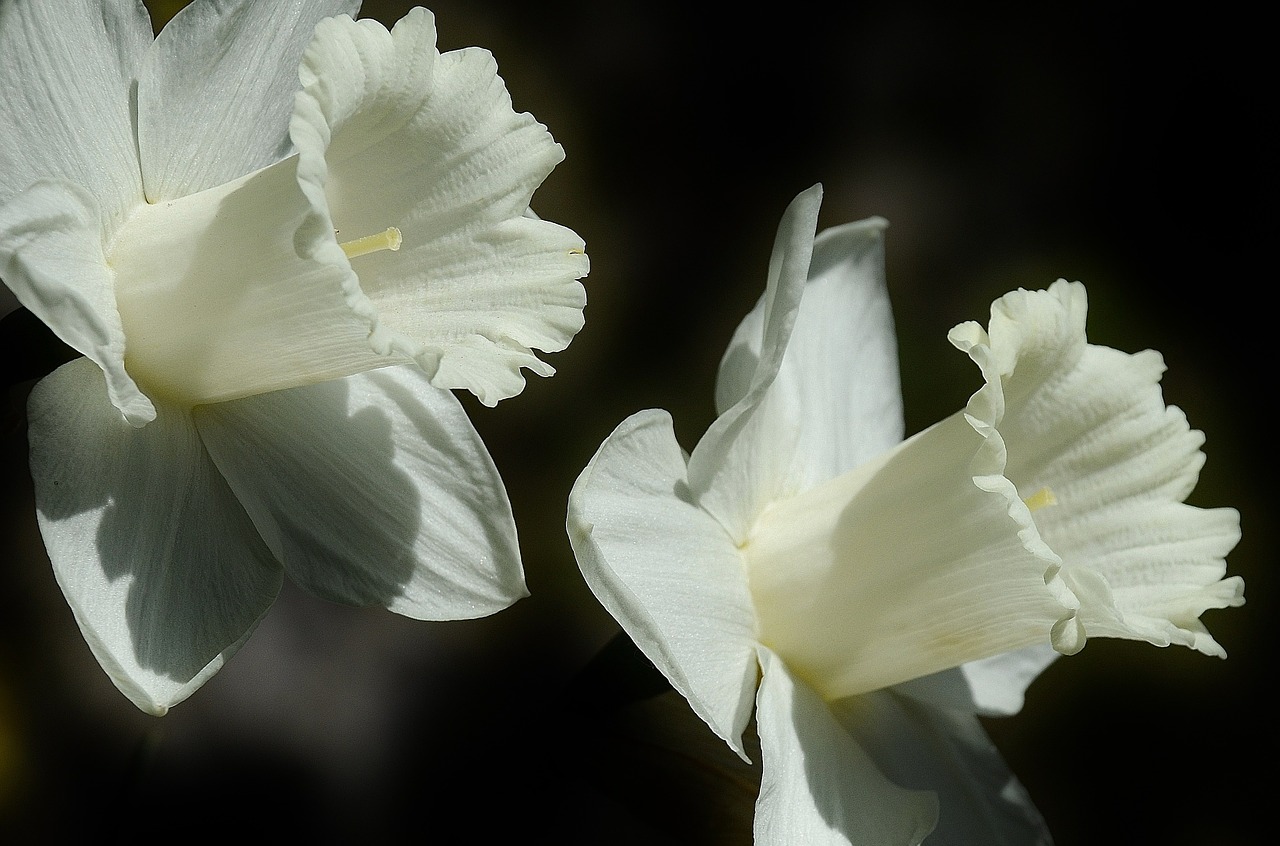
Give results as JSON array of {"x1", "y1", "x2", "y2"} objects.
[{"x1": 2, "y1": 1, "x2": 1271, "y2": 842}]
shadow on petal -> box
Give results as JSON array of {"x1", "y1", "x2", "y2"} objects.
[
  {"x1": 195, "y1": 375, "x2": 423, "y2": 611},
  {"x1": 27, "y1": 359, "x2": 280, "y2": 706}
]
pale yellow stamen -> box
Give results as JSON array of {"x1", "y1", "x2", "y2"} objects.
[
  {"x1": 339, "y1": 227, "x2": 402, "y2": 259},
  {"x1": 1023, "y1": 486, "x2": 1058, "y2": 512}
]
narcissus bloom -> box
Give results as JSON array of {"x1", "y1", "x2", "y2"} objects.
[
  {"x1": 568, "y1": 185, "x2": 1241, "y2": 843},
  {"x1": 0, "y1": 1, "x2": 587, "y2": 714}
]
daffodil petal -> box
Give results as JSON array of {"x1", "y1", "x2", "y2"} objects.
[
  {"x1": 689, "y1": 184, "x2": 823, "y2": 542},
  {"x1": 753, "y1": 648, "x2": 938, "y2": 846},
  {"x1": 954, "y1": 644, "x2": 1061, "y2": 716},
  {"x1": 951, "y1": 281, "x2": 1245, "y2": 656},
  {"x1": 0, "y1": 180, "x2": 154, "y2": 424},
  {"x1": 716, "y1": 215, "x2": 904, "y2": 493},
  {"x1": 136, "y1": 0, "x2": 359, "y2": 201},
  {"x1": 27, "y1": 358, "x2": 282, "y2": 716},
  {"x1": 194, "y1": 365, "x2": 526, "y2": 620},
  {"x1": 893, "y1": 645, "x2": 1061, "y2": 717},
  {"x1": 0, "y1": 0, "x2": 148, "y2": 226},
  {"x1": 568, "y1": 409, "x2": 759, "y2": 757},
  {"x1": 831, "y1": 688, "x2": 1051, "y2": 845},
  {"x1": 291, "y1": 9, "x2": 589, "y2": 406}
]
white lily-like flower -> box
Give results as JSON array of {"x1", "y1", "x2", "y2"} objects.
[
  {"x1": 568, "y1": 184, "x2": 1242, "y2": 844},
  {"x1": 0, "y1": 0, "x2": 587, "y2": 715}
]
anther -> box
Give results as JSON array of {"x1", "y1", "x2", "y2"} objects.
[{"x1": 1023, "y1": 486, "x2": 1058, "y2": 512}]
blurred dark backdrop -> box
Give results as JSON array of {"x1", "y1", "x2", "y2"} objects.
[{"x1": 2, "y1": 1, "x2": 1270, "y2": 842}]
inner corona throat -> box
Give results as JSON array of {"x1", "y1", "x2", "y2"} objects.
[{"x1": 340, "y1": 227, "x2": 402, "y2": 259}]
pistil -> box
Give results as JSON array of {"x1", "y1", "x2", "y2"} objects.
[{"x1": 340, "y1": 227, "x2": 402, "y2": 259}]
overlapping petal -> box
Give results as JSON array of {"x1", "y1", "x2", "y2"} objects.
[
  {"x1": 688, "y1": 185, "x2": 822, "y2": 542},
  {"x1": 194, "y1": 365, "x2": 526, "y2": 620},
  {"x1": 568, "y1": 409, "x2": 759, "y2": 756},
  {"x1": 0, "y1": 0, "x2": 149, "y2": 228},
  {"x1": 716, "y1": 214, "x2": 904, "y2": 497},
  {"x1": 291, "y1": 9, "x2": 589, "y2": 406},
  {"x1": 0, "y1": 180, "x2": 154, "y2": 424},
  {"x1": 137, "y1": 0, "x2": 360, "y2": 201},
  {"x1": 754, "y1": 648, "x2": 938, "y2": 845},
  {"x1": 832, "y1": 688, "x2": 1051, "y2": 845},
  {"x1": 893, "y1": 645, "x2": 1061, "y2": 717},
  {"x1": 27, "y1": 359, "x2": 282, "y2": 715}
]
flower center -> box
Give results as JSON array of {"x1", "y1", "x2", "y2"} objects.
[{"x1": 339, "y1": 227, "x2": 402, "y2": 260}]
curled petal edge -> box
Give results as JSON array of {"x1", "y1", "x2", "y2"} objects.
[
  {"x1": 289, "y1": 10, "x2": 587, "y2": 406},
  {"x1": 949, "y1": 282, "x2": 1086, "y2": 655}
]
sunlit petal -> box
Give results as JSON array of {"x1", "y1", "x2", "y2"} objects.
[
  {"x1": 137, "y1": 0, "x2": 360, "y2": 200},
  {"x1": 27, "y1": 359, "x2": 281, "y2": 715},
  {"x1": 195, "y1": 366, "x2": 526, "y2": 620},
  {"x1": 716, "y1": 216, "x2": 903, "y2": 489},
  {"x1": 0, "y1": 0, "x2": 148, "y2": 229},
  {"x1": 783, "y1": 217, "x2": 904, "y2": 480},
  {"x1": 569, "y1": 409, "x2": 759, "y2": 756},
  {"x1": 109, "y1": 156, "x2": 393, "y2": 407},
  {"x1": 689, "y1": 184, "x2": 822, "y2": 542},
  {"x1": 951, "y1": 281, "x2": 1245, "y2": 656},
  {"x1": 291, "y1": 9, "x2": 589, "y2": 406}
]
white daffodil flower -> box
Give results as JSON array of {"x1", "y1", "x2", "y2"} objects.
[
  {"x1": 568, "y1": 184, "x2": 1242, "y2": 844},
  {"x1": 0, "y1": 0, "x2": 588, "y2": 715}
]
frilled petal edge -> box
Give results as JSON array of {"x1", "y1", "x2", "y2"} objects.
[
  {"x1": 28, "y1": 359, "x2": 282, "y2": 715},
  {"x1": 194, "y1": 365, "x2": 526, "y2": 620},
  {"x1": 754, "y1": 648, "x2": 938, "y2": 846},
  {"x1": 290, "y1": 9, "x2": 588, "y2": 407},
  {"x1": 949, "y1": 280, "x2": 1245, "y2": 656},
  {"x1": 568, "y1": 409, "x2": 759, "y2": 757}
]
